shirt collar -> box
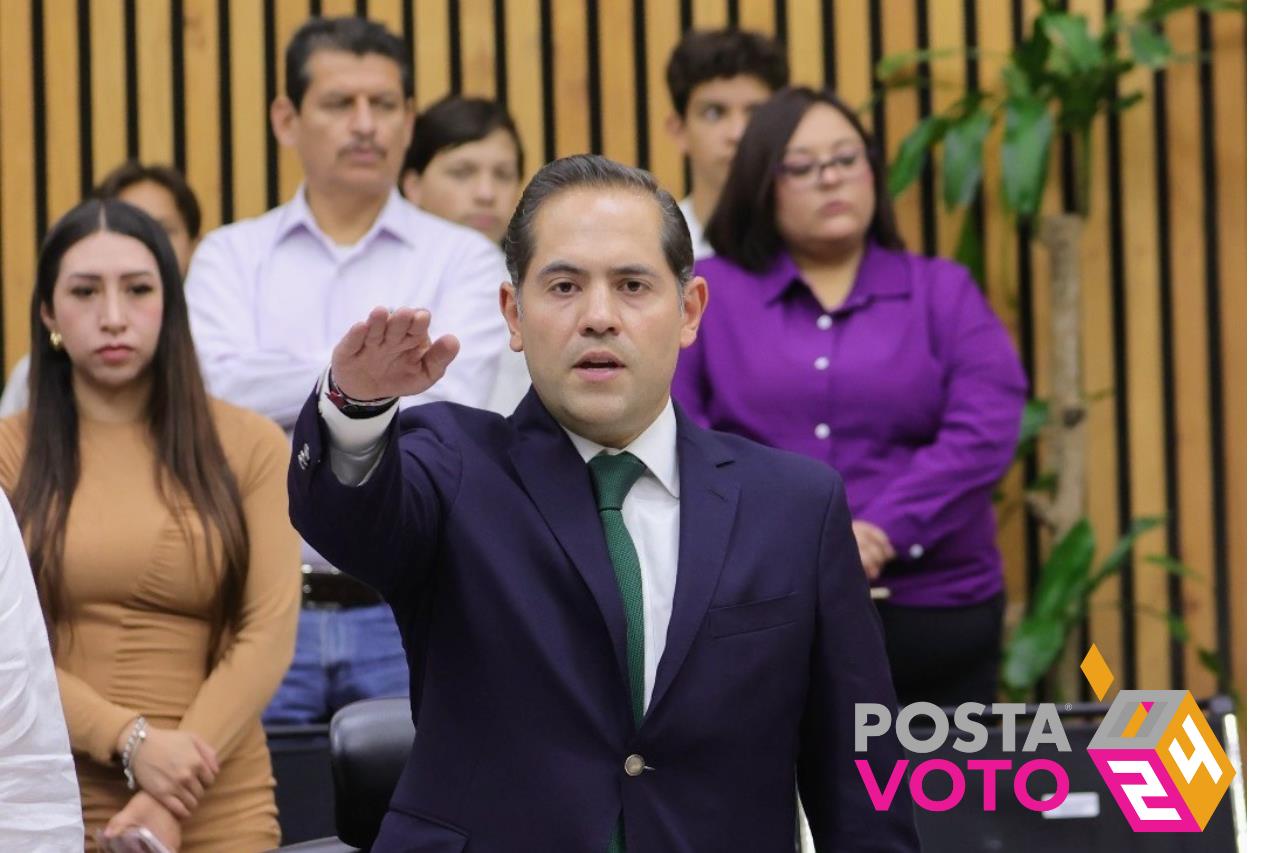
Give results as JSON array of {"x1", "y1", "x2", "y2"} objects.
[
  {"x1": 272, "y1": 185, "x2": 415, "y2": 250},
  {"x1": 760, "y1": 240, "x2": 910, "y2": 307},
  {"x1": 562, "y1": 398, "x2": 680, "y2": 499}
]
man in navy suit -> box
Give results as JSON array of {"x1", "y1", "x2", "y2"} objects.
[{"x1": 288, "y1": 154, "x2": 918, "y2": 852}]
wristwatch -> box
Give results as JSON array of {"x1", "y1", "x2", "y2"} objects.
[{"x1": 325, "y1": 370, "x2": 398, "y2": 419}]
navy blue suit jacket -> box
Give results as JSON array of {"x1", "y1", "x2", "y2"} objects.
[{"x1": 289, "y1": 388, "x2": 918, "y2": 852}]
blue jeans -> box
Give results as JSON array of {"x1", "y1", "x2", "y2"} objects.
[{"x1": 263, "y1": 603, "x2": 410, "y2": 725}]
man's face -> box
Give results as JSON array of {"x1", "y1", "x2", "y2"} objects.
[
  {"x1": 499, "y1": 188, "x2": 708, "y2": 448},
  {"x1": 668, "y1": 74, "x2": 774, "y2": 194},
  {"x1": 272, "y1": 50, "x2": 414, "y2": 197}
]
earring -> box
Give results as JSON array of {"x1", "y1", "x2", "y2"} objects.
[{"x1": 49, "y1": 331, "x2": 63, "y2": 350}]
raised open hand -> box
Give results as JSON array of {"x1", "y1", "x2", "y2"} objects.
[{"x1": 330, "y1": 306, "x2": 460, "y2": 401}]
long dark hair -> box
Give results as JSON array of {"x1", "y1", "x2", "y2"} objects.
[
  {"x1": 13, "y1": 200, "x2": 249, "y2": 668},
  {"x1": 705, "y1": 86, "x2": 904, "y2": 272}
]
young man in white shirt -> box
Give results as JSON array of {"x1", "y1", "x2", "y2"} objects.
[
  {"x1": 664, "y1": 28, "x2": 789, "y2": 259},
  {"x1": 184, "y1": 16, "x2": 508, "y2": 725},
  {"x1": 0, "y1": 495, "x2": 82, "y2": 850}
]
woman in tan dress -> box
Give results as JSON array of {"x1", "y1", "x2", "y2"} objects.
[{"x1": 0, "y1": 198, "x2": 300, "y2": 851}]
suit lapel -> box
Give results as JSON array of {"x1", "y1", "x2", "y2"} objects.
[
  {"x1": 648, "y1": 409, "x2": 739, "y2": 717},
  {"x1": 507, "y1": 392, "x2": 630, "y2": 687}
]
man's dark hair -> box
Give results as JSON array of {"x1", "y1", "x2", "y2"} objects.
[
  {"x1": 665, "y1": 28, "x2": 789, "y2": 117},
  {"x1": 93, "y1": 161, "x2": 202, "y2": 239},
  {"x1": 706, "y1": 86, "x2": 904, "y2": 272},
  {"x1": 402, "y1": 96, "x2": 525, "y2": 179},
  {"x1": 502, "y1": 155, "x2": 693, "y2": 290},
  {"x1": 284, "y1": 16, "x2": 413, "y2": 108}
]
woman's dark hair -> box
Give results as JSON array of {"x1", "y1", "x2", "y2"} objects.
[
  {"x1": 12, "y1": 200, "x2": 249, "y2": 668},
  {"x1": 705, "y1": 86, "x2": 904, "y2": 272},
  {"x1": 402, "y1": 96, "x2": 525, "y2": 180},
  {"x1": 94, "y1": 160, "x2": 202, "y2": 239}
]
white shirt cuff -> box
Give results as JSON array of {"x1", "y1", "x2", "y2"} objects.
[{"x1": 316, "y1": 368, "x2": 398, "y2": 485}]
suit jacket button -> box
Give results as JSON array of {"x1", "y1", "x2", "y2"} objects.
[
  {"x1": 297, "y1": 443, "x2": 311, "y2": 471},
  {"x1": 624, "y1": 754, "x2": 646, "y2": 777}
]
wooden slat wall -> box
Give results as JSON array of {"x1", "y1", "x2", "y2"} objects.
[{"x1": 0, "y1": 0, "x2": 1246, "y2": 703}]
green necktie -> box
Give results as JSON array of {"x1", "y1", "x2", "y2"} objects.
[{"x1": 588, "y1": 450, "x2": 647, "y2": 853}]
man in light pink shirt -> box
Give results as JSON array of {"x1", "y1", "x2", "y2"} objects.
[{"x1": 185, "y1": 16, "x2": 508, "y2": 725}]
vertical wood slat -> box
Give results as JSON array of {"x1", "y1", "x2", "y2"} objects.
[
  {"x1": 412, "y1": 0, "x2": 451, "y2": 108},
  {"x1": 136, "y1": 0, "x2": 175, "y2": 167},
  {"x1": 1070, "y1": 0, "x2": 1122, "y2": 690},
  {"x1": 230, "y1": 0, "x2": 267, "y2": 220},
  {"x1": 975, "y1": 0, "x2": 1028, "y2": 622},
  {"x1": 503, "y1": 0, "x2": 545, "y2": 174},
  {"x1": 367, "y1": 0, "x2": 403, "y2": 31},
  {"x1": 833, "y1": 0, "x2": 868, "y2": 110},
  {"x1": 925, "y1": 0, "x2": 965, "y2": 262},
  {"x1": 1209, "y1": 10, "x2": 1246, "y2": 702},
  {"x1": 784, "y1": 0, "x2": 822, "y2": 87},
  {"x1": 597, "y1": 0, "x2": 637, "y2": 168},
  {"x1": 275, "y1": 0, "x2": 311, "y2": 203},
  {"x1": 90, "y1": 0, "x2": 128, "y2": 184},
  {"x1": 879, "y1": 4, "x2": 921, "y2": 262},
  {"x1": 551, "y1": 0, "x2": 590, "y2": 157},
  {"x1": 644, "y1": 1, "x2": 683, "y2": 193},
  {"x1": 1163, "y1": 8, "x2": 1216, "y2": 697},
  {"x1": 460, "y1": 0, "x2": 496, "y2": 95},
  {"x1": 0, "y1": 0, "x2": 37, "y2": 369},
  {"x1": 1116, "y1": 0, "x2": 1170, "y2": 692},
  {"x1": 182, "y1": 0, "x2": 222, "y2": 227},
  {"x1": 691, "y1": 0, "x2": 727, "y2": 29},
  {"x1": 736, "y1": 0, "x2": 774, "y2": 34},
  {"x1": 44, "y1": 0, "x2": 83, "y2": 224}
]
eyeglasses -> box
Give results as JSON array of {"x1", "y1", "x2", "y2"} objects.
[{"x1": 776, "y1": 150, "x2": 871, "y2": 185}]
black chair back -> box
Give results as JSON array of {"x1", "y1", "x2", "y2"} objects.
[{"x1": 330, "y1": 697, "x2": 415, "y2": 849}]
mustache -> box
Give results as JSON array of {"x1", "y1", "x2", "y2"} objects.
[{"x1": 339, "y1": 142, "x2": 387, "y2": 157}]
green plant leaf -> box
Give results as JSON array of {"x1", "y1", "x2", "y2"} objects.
[
  {"x1": 954, "y1": 206, "x2": 986, "y2": 286},
  {"x1": 1002, "y1": 615, "x2": 1068, "y2": 693},
  {"x1": 1001, "y1": 97, "x2": 1055, "y2": 218},
  {"x1": 942, "y1": 110, "x2": 992, "y2": 208},
  {"x1": 1027, "y1": 519, "x2": 1096, "y2": 623},
  {"x1": 1113, "y1": 92, "x2": 1145, "y2": 112},
  {"x1": 889, "y1": 116, "x2": 947, "y2": 198},
  {"x1": 1027, "y1": 470, "x2": 1060, "y2": 494},
  {"x1": 1087, "y1": 515, "x2": 1164, "y2": 592},
  {"x1": 1017, "y1": 399, "x2": 1050, "y2": 459},
  {"x1": 1129, "y1": 21, "x2": 1174, "y2": 68},
  {"x1": 1144, "y1": 553, "x2": 1203, "y2": 581},
  {"x1": 1043, "y1": 13, "x2": 1106, "y2": 75}
]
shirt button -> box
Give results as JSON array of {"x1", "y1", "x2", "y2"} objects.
[
  {"x1": 814, "y1": 423, "x2": 831, "y2": 440},
  {"x1": 814, "y1": 356, "x2": 830, "y2": 371},
  {"x1": 908, "y1": 544, "x2": 924, "y2": 560},
  {"x1": 624, "y1": 754, "x2": 646, "y2": 777},
  {"x1": 817, "y1": 314, "x2": 834, "y2": 330}
]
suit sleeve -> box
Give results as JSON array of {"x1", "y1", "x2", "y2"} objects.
[
  {"x1": 288, "y1": 389, "x2": 462, "y2": 602},
  {"x1": 797, "y1": 474, "x2": 920, "y2": 852}
]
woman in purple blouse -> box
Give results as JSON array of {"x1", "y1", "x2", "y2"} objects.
[{"x1": 672, "y1": 87, "x2": 1028, "y2": 707}]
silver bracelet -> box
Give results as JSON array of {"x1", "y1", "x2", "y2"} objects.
[{"x1": 120, "y1": 716, "x2": 149, "y2": 791}]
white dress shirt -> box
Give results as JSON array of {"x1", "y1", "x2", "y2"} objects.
[
  {"x1": 0, "y1": 356, "x2": 30, "y2": 418},
  {"x1": 185, "y1": 187, "x2": 510, "y2": 429},
  {"x1": 320, "y1": 391, "x2": 681, "y2": 711},
  {"x1": 678, "y1": 196, "x2": 715, "y2": 261},
  {"x1": 0, "y1": 496, "x2": 83, "y2": 850}
]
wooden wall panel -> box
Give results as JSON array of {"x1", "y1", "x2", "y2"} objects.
[{"x1": 0, "y1": 0, "x2": 1248, "y2": 705}]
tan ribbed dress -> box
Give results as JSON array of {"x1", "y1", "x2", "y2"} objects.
[{"x1": 0, "y1": 398, "x2": 301, "y2": 852}]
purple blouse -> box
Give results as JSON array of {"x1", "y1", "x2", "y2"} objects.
[{"x1": 672, "y1": 242, "x2": 1027, "y2": 607}]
